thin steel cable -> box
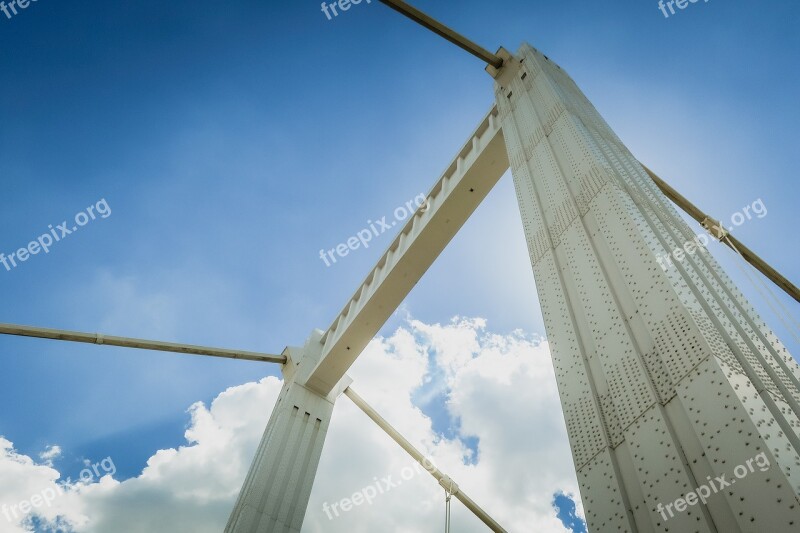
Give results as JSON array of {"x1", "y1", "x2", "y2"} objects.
[
  {"x1": 377, "y1": 0, "x2": 503, "y2": 68},
  {"x1": 722, "y1": 235, "x2": 800, "y2": 345},
  {"x1": 723, "y1": 234, "x2": 800, "y2": 334},
  {"x1": 445, "y1": 490, "x2": 452, "y2": 533}
]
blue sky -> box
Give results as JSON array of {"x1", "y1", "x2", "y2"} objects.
[{"x1": 1, "y1": 0, "x2": 798, "y2": 531}]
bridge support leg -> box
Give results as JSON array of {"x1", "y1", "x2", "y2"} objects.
[{"x1": 226, "y1": 331, "x2": 350, "y2": 533}]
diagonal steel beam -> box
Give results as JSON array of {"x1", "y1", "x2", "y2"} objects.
[
  {"x1": 377, "y1": 0, "x2": 503, "y2": 68},
  {"x1": 306, "y1": 105, "x2": 509, "y2": 395},
  {"x1": 0, "y1": 323, "x2": 286, "y2": 364}
]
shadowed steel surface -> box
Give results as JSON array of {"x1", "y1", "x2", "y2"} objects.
[
  {"x1": 377, "y1": 0, "x2": 503, "y2": 68},
  {"x1": 0, "y1": 323, "x2": 286, "y2": 364}
]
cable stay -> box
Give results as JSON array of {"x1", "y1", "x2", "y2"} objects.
[
  {"x1": 444, "y1": 477, "x2": 456, "y2": 533},
  {"x1": 643, "y1": 165, "x2": 800, "y2": 305},
  {"x1": 0, "y1": 323, "x2": 286, "y2": 364}
]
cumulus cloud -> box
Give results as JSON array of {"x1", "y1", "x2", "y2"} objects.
[
  {"x1": 0, "y1": 317, "x2": 582, "y2": 532},
  {"x1": 37, "y1": 447, "x2": 61, "y2": 467},
  {"x1": 0, "y1": 438, "x2": 94, "y2": 532}
]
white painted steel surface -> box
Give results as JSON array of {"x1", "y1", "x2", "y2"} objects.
[
  {"x1": 493, "y1": 43, "x2": 800, "y2": 532},
  {"x1": 226, "y1": 333, "x2": 344, "y2": 533},
  {"x1": 307, "y1": 106, "x2": 509, "y2": 395}
]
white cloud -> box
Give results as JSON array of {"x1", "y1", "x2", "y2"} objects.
[
  {"x1": 38, "y1": 446, "x2": 62, "y2": 467},
  {"x1": 0, "y1": 439, "x2": 89, "y2": 532},
  {"x1": 0, "y1": 317, "x2": 581, "y2": 533}
]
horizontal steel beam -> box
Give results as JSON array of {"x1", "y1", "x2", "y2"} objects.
[
  {"x1": 344, "y1": 387, "x2": 508, "y2": 532},
  {"x1": 0, "y1": 323, "x2": 286, "y2": 364},
  {"x1": 306, "y1": 105, "x2": 509, "y2": 395},
  {"x1": 377, "y1": 0, "x2": 503, "y2": 68},
  {"x1": 642, "y1": 164, "x2": 800, "y2": 304}
]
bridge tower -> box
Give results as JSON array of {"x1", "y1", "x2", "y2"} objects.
[{"x1": 489, "y1": 43, "x2": 800, "y2": 531}]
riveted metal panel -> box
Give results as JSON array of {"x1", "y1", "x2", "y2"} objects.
[
  {"x1": 534, "y1": 252, "x2": 608, "y2": 467},
  {"x1": 510, "y1": 161, "x2": 552, "y2": 264},
  {"x1": 498, "y1": 42, "x2": 800, "y2": 532},
  {"x1": 624, "y1": 405, "x2": 714, "y2": 533},
  {"x1": 557, "y1": 222, "x2": 658, "y2": 432},
  {"x1": 577, "y1": 449, "x2": 634, "y2": 532},
  {"x1": 676, "y1": 357, "x2": 800, "y2": 531}
]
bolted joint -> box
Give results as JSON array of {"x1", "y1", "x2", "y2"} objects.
[
  {"x1": 485, "y1": 47, "x2": 514, "y2": 79},
  {"x1": 438, "y1": 475, "x2": 459, "y2": 496},
  {"x1": 701, "y1": 217, "x2": 729, "y2": 241}
]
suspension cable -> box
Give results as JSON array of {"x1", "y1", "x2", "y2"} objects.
[
  {"x1": 642, "y1": 164, "x2": 800, "y2": 304},
  {"x1": 444, "y1": 478, "x2": 456, "y2": 533},
  {"x1": 0, "y1": 323, "x2": 286, "y2": 364},
  {"x1": 721, "y1": 236, "x2": 800, "y2": 345},
  {"x1": 376, "y1": 0, "x2": 503, "y2": 68}
]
